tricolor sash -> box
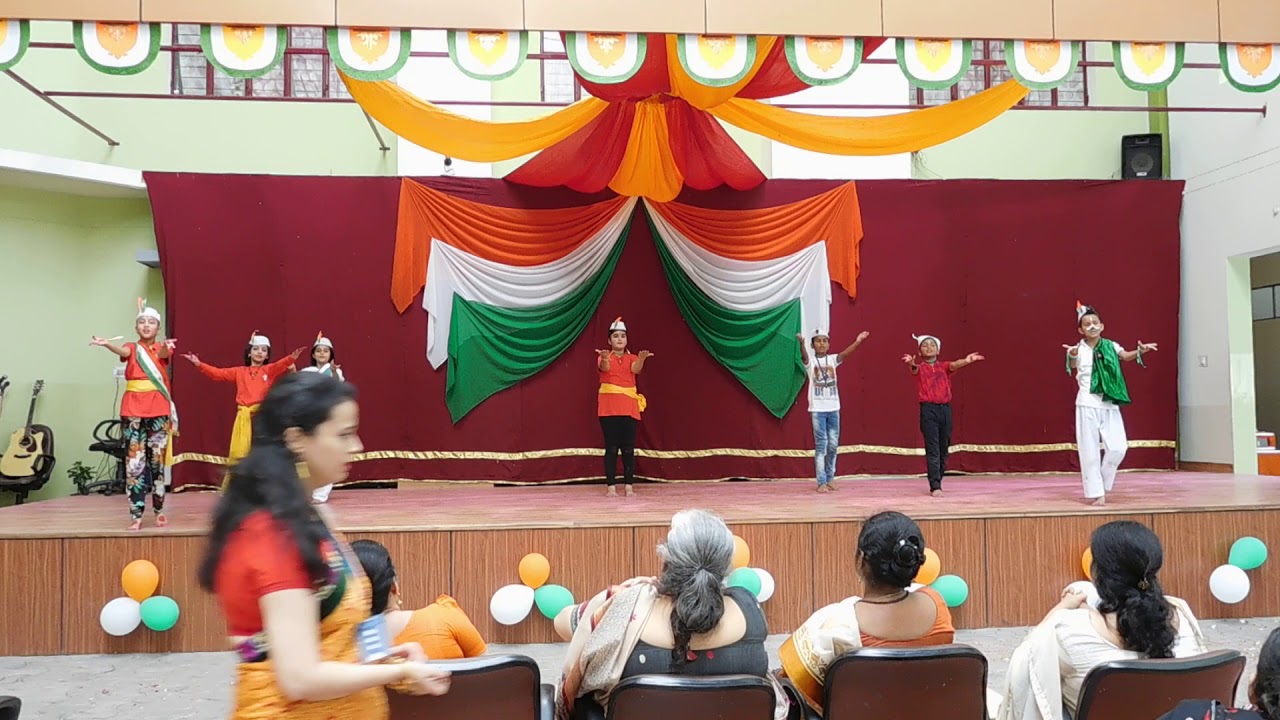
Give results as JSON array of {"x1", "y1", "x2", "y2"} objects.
[{"x1": 133, "y1": 342, "x2": 179, "y2": 434}]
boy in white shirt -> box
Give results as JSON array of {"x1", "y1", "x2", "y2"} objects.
[
  {"x1": 1065, "y1": 303, "x2": 1157, "y2": 505},
  {"x1": 797, "y1": 329, "x2": 869, "y2": 493}
]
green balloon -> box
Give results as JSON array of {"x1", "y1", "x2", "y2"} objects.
[
  {"x1": 534, "y1": 584, "x2": 575, "y2": 620},
  {"x1": 140, "y1": 595, "x2": 180, "y2": 631},
  {"x1": 1229, "y1": 537, "x2": 1268, "y2": 571},
  {"x1": 931, "y1": 575, "x2": 969, "y2": 608},
  {"x1": 727, "y1": 568, "x2": 762, "y2": 597}
]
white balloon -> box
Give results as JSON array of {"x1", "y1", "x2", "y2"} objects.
[
  {"x1": 1064, "y1": 581, "x2": 1101, "y2": 609},
  {"x1": 1209, "y1": 564, "x2": 1251, "y2": 604},
  {"x1": 490, "y1": 584, "x2": 536, "y2": 625},
  {"x1": 100, "y1": 597, "x2": 142, "y2": 637},
  {"x1": 754, "y1": 569, "x2": 775, "y2": 603}
]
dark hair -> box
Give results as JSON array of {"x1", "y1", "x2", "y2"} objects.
[
  {"x1": 1252, "y1": 628, "x2": 1280, "y2": 719},
  {"x1": 857, "y1": 511, "x2": 926, "y2": 588},
  {"x1": 1079, "y1": 306, "x2": 1101, "y2": 329},
  {"x1": 656, "y1": 510, "x2": 734, "y2": 666},
  {"x1": 243, "y1": 341, "x2": 273, "y2": 367},
  {"x1": 351, "y1": 539, "x2": 397, "y2": 614},
  {"x1": 1090, "y1": 521, "x2": 1176, "y2": 658},
  {"x1": 198, "y1": 373, "x2": 358, "y2": 593},
  {"x1": 311, "y1": 344, "x2": 337, "y2": 367}
]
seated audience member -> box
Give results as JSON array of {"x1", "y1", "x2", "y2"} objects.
[
  {"x1": 553, "y1": 509, "x2": 788, "y2": 720},
  {"x1": 778, "y1": 511, "x2": 955, "y2": 713},
  {"x1": 1157, "y1": 626, "x2": 1280, "y2": 720},
  {"x1": 998, "y1": 520, "x2": 1206, "y2": 720},
  {"x1": 351, "y1": 539, "x2": 487, "y2": 660}
]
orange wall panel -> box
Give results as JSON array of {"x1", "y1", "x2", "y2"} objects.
[
  {"x1": 1219, "y1": 0, "x2": 1280, "y2": 43},
  {"x1": 523, "y1": 0, "x2": 703, "y2": 34},
  {"x1": 3, "y1": 0, "x2": 139, "y2": 21},
  {"x1": 1055, "y1": 0, "x2": 1220, "y2": 42},
  {"x1": 883, "y1": 0, "x2": 1052, "y2": 40},
  {"x1": 141, "y1": 0, "x2": 335, "y2": 26},
  {"x1": 704, "y1": 0, "x2": 882, "y2": 37},
  {"x1": 336, "y1": 0, "x2": 523, "y2": 31}
]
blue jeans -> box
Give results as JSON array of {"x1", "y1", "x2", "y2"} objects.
[{"x1": 811, "y1": 411, "x2": 840, "y2": 485}]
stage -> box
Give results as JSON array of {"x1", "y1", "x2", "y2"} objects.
[{"x1": 2, "y1": 472, "x2": 1278, "y2": 657}]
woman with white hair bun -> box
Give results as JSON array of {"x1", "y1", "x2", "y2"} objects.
[{"x1": 553, "y1": 509, "x2": 787, "y2": 720}]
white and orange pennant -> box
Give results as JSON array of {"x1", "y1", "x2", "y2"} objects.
[
  {"x1": 565, "y1": 32, "x2": 646, "y2": 85},
  {"x1": 784, "y1": 36, "x2": 863, "y2": 86},
  {"x1": 896, "y1": 38, "x2": 973, "y2": 89},
  {"x1": 676, "y1": 34, "x2": 757, "y2": 87},
  {"x1": 0, "y1": 19, "x2": 30, "y2": 72},
  {"x1": 1004, "y1": 40, "x2": 1080, "y2": 90},
  {"x1": 1221, "y1": 43, "x2": 1280, "y2": 93},
  {"x1": 1113, "y1": 42, "x2": 1184, "y2": 91},
  {"x1": 326, "y1": 27, "x2": 410, "y2": 81},
  {"x1": 447, "y1": 30, "x2": 528, "y2": 81},
  {"x1": 201, "y1": 25, "x2": 286, "y2": 79},
  {"x1": 73, "y1": 22, "x2": 161, "y2": 75}
]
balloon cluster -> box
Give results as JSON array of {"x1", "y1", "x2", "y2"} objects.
[
  {"x1": 490, "y1": 553, "x2": 577, "y2": 626},
  {"x1": 725, "y1": 535, "x2": 775, "y2": 603},
  {"x1": 909, "y1": 548, "x2": 969, "y2": 608},
  {"x1": 99, "y1": 560, "x2": 180, "y2": 636},
  {"x1": 1209, "y1": 536, "x2": 1268, "y2": 605}
]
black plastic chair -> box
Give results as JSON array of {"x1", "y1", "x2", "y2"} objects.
[
  {"x1": 386, "y1": 654, "x2": 553, "y2": 720},
  {"x1": 1075, "y1": 649, "x2": 1245, "y2": 720},
  {"x1": 0, "y1": 696, "x2": 21, "y2": 720},
  {"x1": 606, "y1": 674, "x2": 776, "y2": 720}
]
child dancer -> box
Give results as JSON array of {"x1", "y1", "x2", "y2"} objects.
[
  {"x1": 902, "y1": 335, "x2": 984, "y2": 497},
  {"x1": 182, "y1": 332, "x2": 303, "y2": 472},
  {"x1": 596, "y1": 318, "x2": 652, "y2": 498},
  {"x1": 301, "y1": 332, "x2": 345, "y2": 503},
  {"x1": 90, "y1": 299, "x2": 177, "y2": 530},
  {"x1": 796, "y1": 329, "x2": 869, "y2": 493},
  {"x1": 1065, "y1": 303, "x2": 1157, "y2": 505}
]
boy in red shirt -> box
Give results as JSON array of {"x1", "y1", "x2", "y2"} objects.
[
  {"x1": 596, "y1": 318, "x2": 653, "y2": 498},
  {"x1": 903, "y1": 335, "x2": 984, "y2": 497}
]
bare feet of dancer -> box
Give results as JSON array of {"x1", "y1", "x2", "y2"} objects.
[
  {"x1": 156, "y1": 513, "x2": 168, "y2": 528},
  {"x1": 625, "y1": 485, "x2": 635, "y2": 497},
  {"x1": 931, "y1": 489, "x2": 943, "y2": 497},
  {"x1": 1090, "y1": 496, "x2": 1107, "y2": 507},
  {"x1": 606, "y1": 486, "x2": 618, "y2": 498},
  {"x1": 816, "y1": 485, "x2": 832, "y2": 493},
  {"x1": 128, "y1": 519, "x2": 142, "y2": 531}
]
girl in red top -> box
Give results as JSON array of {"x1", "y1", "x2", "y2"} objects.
[
  {"x1": 182, "y1": 332, "x2": 304, "y2": 470},
  {"x1": 902, "y1": 334, "x2": 984, "y2": 497},
  {"x1": 596, "y1": 318, "x2": 652, "y2": 498},
  {"x1": 90, "y1": 299, "x2": 178, "y2": 530},
  {"x1": 198, "y1": 373, "x2": 449, "y2": 718}
]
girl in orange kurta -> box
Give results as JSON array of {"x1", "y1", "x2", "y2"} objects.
[
  {"x1": 182, "y1": 332, "x2": 304, "y2": 469},
  {"x1": 595, "y1": 318, "x2": 653, "y2": 498},
  {"x1": 90, "y1": 299, "x2": 178, "y2": 530}
]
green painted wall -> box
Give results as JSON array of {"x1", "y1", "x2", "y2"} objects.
[{"x1": 0, "y1": 187, "x2": 161, "y2": 507}]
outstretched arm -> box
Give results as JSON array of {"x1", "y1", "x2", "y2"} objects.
[
  {"x1": 1063, "y1": 344, "x2": 1079, "y2": 370},
  {"x1": 156, "y1": 338, "x2": 177, "y2": 359},
  {"x1": 950, "y1": 352, "x2": 985, "y2": 371},
  {"x1": 902, "y1": 354, "x2": 919, "y2": 374},
  {"x1": 90, "y1": 337, "x2": 131, "y2": 360},
  {"x1": 795, "y1": 334, "x2": 809, "y2": 365},
  {"x1": 183, "y1": 354, "x2": 237, "y2": 382},
  {"x1": 1119, "y1": 342, "x2": 1157, "y2": 363},
  {"x1": 836, "y1": 331, "x2": 870, "y2": 363},
  {"x1": 631, "y1": 351, "x2": 653, "y2": 374}
]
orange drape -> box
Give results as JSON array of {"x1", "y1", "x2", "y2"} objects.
[
  {"x1": 709, "y1": 79, "x2": 1029, "y2": 156},
  {"x1": 608, "y1": 99, "x2": 684, "y2": 203},
  {"x1": 392, "y1": 179, "x2": 630, "y2": 312},
  {"x1": 340, "y1": 72, "x2": 607, "y2": 162},
  {"x1": 646, "y1": 182, "x2": 863, "y2": 297},
  {"x1": 666, "y1": 36, "x2": 778, "y2": 110}
]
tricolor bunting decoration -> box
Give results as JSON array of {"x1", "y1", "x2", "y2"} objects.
[
  {"x1": 201, "y1": 25, "x2": 286, "y2": 79},
  {"x1": 676, "y1": 34, "x2": 758, "y2": 87},
  {"x1": 448, "y1": 30, "x2": 528, "y2": 81},
  {"x1": 565, "y1": 32, "x2": 647, "y2": 85},
  {"x1": 1004, "y1": 40, "x2": 1080, "y2": 90},
  {"x1": 1112, "y1": 42, "x2": 1184, "y2": 92},
  {"x1": 73, "y1": 22, "x2": 161, "y2": 75},
  {"x1": 0, "y1": 19, "x2": 30, "y2": 71},
  {"x1": 326, "y1": 27, "x2": 410, "y2": 81},
  {"x1": 896, "y1": 38, "x2": 973, "y2": 89},
  {"x1": 784, "y1": 36, "x2": 864, "y2": 86},
  {"x1": 1221, "y1": 44, "x2": 1280, "y2": 93}
]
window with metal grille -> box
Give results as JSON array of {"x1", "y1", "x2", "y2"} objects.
[
  {"x1": 910, "y1": 40, "x2": 1088, "y2": 107},
  {"x1": 540, "y1": 32, "x2": 582, "y2": 103},
  {"x1": 170, "y1": 25, "x2": 351, "y2": 99}
]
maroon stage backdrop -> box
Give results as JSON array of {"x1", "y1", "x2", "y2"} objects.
[{"x1": 145, "y1": 175, "x2": 1182, "y2": 489}]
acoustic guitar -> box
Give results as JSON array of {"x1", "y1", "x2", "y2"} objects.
[{"x1": 0, "y1": 380, "x2": 52, "y2": 479}]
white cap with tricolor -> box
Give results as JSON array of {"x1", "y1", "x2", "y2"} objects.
[
  {"x1": 609, "y1": 317, "x2": 627, "y2": 333},
  {"x1": 313, "y1": 331, "x2": 333, "y2": 349},
  {"x1": 136, "y1": 297, "x2": 161, "y2": 322},
  {"x1": 249, "y1": 330, "x2": 271, "y2": 348},
  {"x1": 912, "y1": 334, "x2": 941, "y2": 351}
]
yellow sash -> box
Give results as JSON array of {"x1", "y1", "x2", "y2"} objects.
[
  {"x1": 123, "y1": 381, "x2": 177, "y2": 467},
  {"x1": 599, "y1": 383, "x2": 647, "y2": 413},
  {"x1": 220, "y1": 404, "x2": 262, "y2": 491}
]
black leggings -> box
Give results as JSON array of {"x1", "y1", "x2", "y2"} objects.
[
  {"x1": 599, "y1": 415, "x2": 638, "y2": 486},
  {"x1": 919, "y1": 402, "x2": 953, "y2": 491}
]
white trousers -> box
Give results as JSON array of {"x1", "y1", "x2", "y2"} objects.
[
  {"x1": 312, "y1": 484, "x2": 333, "y2": 503},
  {"x1": 1075, "y1": 406, "x2": 1128, "y2": 499}
]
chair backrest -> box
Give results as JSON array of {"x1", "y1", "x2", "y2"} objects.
[
  {"x1": 607, "y1": 675, "x2": 776, "y2": 720},
  {"x1": 0, "y1": 696, "x2": 21, "y2": 720},
  {"x1": 387, "y1": 654, "x2": 542, "y2": 720},
  {"x1": 822, "y1": 644, "x2": 988, "y2": 720},
  {"x1": 1076, "y1": 649, "x2": 1245, "y2": 720}
]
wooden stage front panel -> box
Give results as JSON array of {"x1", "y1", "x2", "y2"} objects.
[{"x1": 2, "y1": 473, "x2": 1279, "y2": 656}]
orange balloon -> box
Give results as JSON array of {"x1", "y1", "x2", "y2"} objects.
[
  {"x1": 122, "y1": 560, "x2": 159, "y2": 601},
  {"x1": 914, "y1": 548, "x2": 941, "y2": 585},
  {"x1": 518, "y1": 553, "x2": 551, "y2": 589},
  {"x1": 1082, "y1": 548, "x2": 1093, "y2": 580},
  {"x1": 731, "y1": 536, "x2": 750, "y2": 570}
]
